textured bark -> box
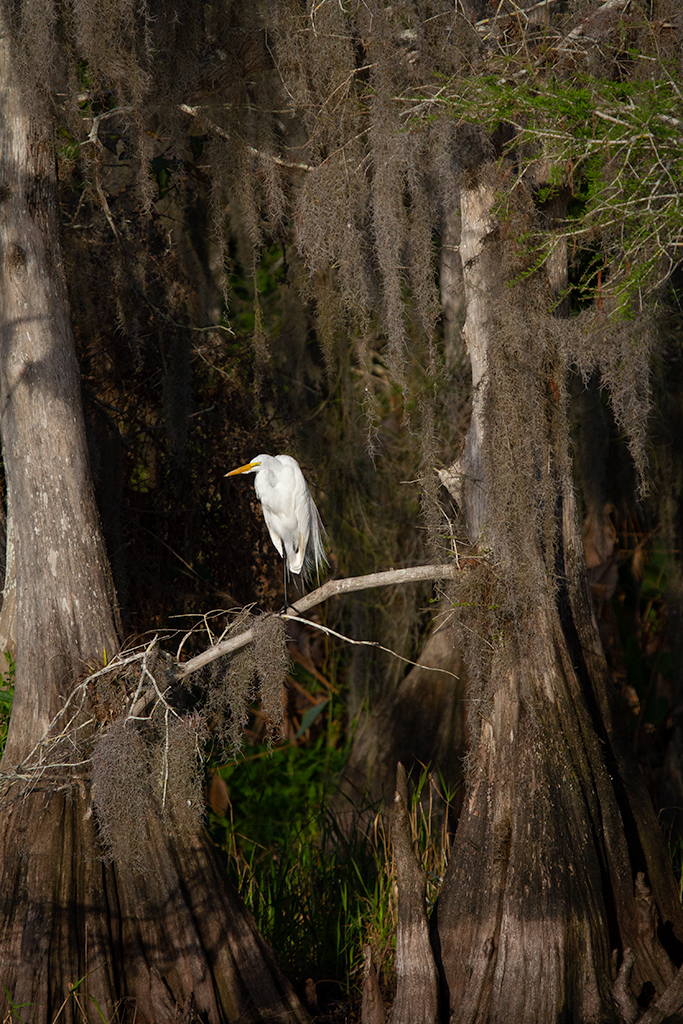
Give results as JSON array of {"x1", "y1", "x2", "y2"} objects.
[
  {"x1": 0, "y1": 20, "x2": 308, "y2": 1023},
  {"x1": 362, "y1": 944, "x2": 386, "y2": 1024},
  {"x1": 0, "y1": 39, "x2": 120, "y2": 767},
  {"x1": 0, "y1": 507, "x2": 16, "y2": 659},
  {"x1": 637, "y1": 957, "x2": 683, "y2": 1024},
  {"x1": 438, "y1": 185, "x2": 499, "y2": 543},
  {"x1": 0, "y1": 788, "x2": 307, "y2": 1024},
  {"x1": 435, "y1": 182, "x2": 683, "y2": 1023},
  {"x1": 389, "y1": 762, "x2": 439, "y2": 1024}
]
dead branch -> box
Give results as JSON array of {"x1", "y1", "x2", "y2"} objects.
[
  {"x1": 179, "y1": 103, "x2": 316, "y2": 171},
  {"x1": 176, "y1": 563, "x2": 459, "y2": 678},
  {"x1": 0, "y1": 565, "x2": 459, "y2": 796}
]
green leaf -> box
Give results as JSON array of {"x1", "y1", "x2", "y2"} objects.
[{"x1": 295, "y1": 700, "x2": 329, "y2": 739}]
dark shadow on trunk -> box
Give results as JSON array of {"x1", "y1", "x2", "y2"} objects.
[
  {"x1": 434, "y1": 179, "x2": 683, "y2": 1022},
  {"x1": 0, "y1": 786, "x2": 307, "y2": 1023},
  {"x1": 335, "y1": 625, "x2": 466, "y2": 834}
]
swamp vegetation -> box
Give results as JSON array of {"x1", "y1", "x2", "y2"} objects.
[{"x1": 1, "y1": 0, "x2": 683, "y2": 1021}]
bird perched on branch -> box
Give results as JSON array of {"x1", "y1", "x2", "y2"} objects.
[{"x1": 225, "y1": 453, "x2": 327, "y2": 608}]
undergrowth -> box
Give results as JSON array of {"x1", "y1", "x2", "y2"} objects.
[
  {"x1": 204, "y1": 515, "x2": 683, "y2": 1017},
  {"x1": 209, "y1": 732, "x2": 455, "y2": 1010},
  {"x1": 0, "y1": 652, "x2": 14, "y2": 757}
]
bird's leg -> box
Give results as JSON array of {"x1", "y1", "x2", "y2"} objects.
[{"x1": 282, "y1": 550, "x2": 289, "y2": 612}]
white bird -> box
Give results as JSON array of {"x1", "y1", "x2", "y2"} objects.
[{"x1": 225, "y1": 453, "x2": 327, "y2": 607}]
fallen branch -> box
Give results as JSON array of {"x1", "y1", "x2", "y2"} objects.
[{"x1": 176, "y1": 563, "x2": 458, "y2": 678}]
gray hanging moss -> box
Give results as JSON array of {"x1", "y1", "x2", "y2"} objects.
[
  {"x1": 91, "y1": 717, "x2": 157, "y2": 871},
  {"x1": 252, "y1": 613, "x2": 288, "y2": 741},
  {"x1": 10, "y1": 0, "x2": 683, "y2": 828}
]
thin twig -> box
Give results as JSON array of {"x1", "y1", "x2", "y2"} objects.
[
  {"x1": 179, "y1": 104, "x2": 316, "y2": 171},
  {"x1": 176, "y1": 563, "x2": 458, "y2": 678},
  {"x1": 281, "y1": 614, "x2": 460, "y2": 679}
]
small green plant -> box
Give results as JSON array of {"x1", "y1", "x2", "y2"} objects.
[
  {"x1": 0, "y1": 650, "x2": 15, "y2": 757},
  {"x1": 49, "y1": 963, "x2": 112, "y2": 1024},
  {"x1": 3, "y1": 983, "x2": 32, "y2": 1024}
]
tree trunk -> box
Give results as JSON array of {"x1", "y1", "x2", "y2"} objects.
[
  {"x1": 335, "y1": 625, "x2": 465, "y2": 833},
  {"x1": 0, "y1": 59, "x2": 120, "y2": 767},
  {"x1": 435, "y1": 182, "x2": 683, "y2": 1022},
  {"x1": 0, "y1": 788, "x2": 307, "y2": 1024},
  {"x1": 389, "y1": 762, "x2": 439, "y2": 1024},
  {"x1": 0, "y1": 21, "x2": 307, "y2": 1024},
  {"x1": 0, "y1": 506, "x2": 16, "y2": 660}
]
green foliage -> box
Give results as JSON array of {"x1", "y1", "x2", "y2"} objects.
[
  {"x1": 228, "y1": 244, "x2": 287, "y2": 337},
  {"x1": 3, "y1": 984, "x2": 31, "y2": 1024},
  {"x1": 150, "y1": 155, "x2": 175, "y2": 199},
  {"x1": 210, "y1": 735, "x2": 456, "y2": 1002},
  {"x1": 413, "y1": 50, "x2": 683, "y2": 316},
  {"x1": 210, "y1": 733, "x2": 360, "y2": 991},
  {"x1": 0, "y1": 652, "x2": 14, "y2": 757}
]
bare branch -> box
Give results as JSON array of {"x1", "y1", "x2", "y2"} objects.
[
  {"x1": 179, "y1": 104, "x2": 316, "y2": 172},
  {"x1": 281, "y1": 613, "x2": 460, "y2": 679},
  {"x1": 176, "y1": 563, "x2": 458, "y2": 678}
]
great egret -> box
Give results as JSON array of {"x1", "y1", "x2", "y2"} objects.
[{"x1": 225, "y1": 453, "x2": 327, "y2": 607}]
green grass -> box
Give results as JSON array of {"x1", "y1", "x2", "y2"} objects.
[
  {"x1": 0, "y1": 651, "x2": 14, "y2": 757},
  {"x1": 209, "y1": 736, "x2": 457, "y2": 1005}
]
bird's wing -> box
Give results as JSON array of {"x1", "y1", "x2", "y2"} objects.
[
  {"x1": 261, "y1": 506, "x2": 285, "y2": 560},
  {"x1": 252, "y1": 455, "x2": 325, "y2": 579}
]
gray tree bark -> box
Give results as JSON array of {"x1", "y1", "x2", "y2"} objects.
[
  {"x1": 389, "y1": 762, "x2": 439, "y2": 1024},
  {"x1": 435, "y1": 180, "x2": 683, "y2": 1022},
  {"x1": 0, "y1": 36, "x2": 119, "y2": 768},
  {"x1": 0, "y1": 506, "x2": 16, "y2": 660},
  {"x1": 0, "y1": 16, "x2": 308, "y2": 1023}
]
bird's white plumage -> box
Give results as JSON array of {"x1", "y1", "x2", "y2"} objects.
[{"x1": 226, "y1": 453, "x2": 327, "y2": 583}]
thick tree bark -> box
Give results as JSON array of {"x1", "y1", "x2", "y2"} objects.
[
  {"x1": 334, "y1": 624, "x2": 465, "y2": 831},
  {"x1": 435, "y1": 182, "x2": 683, "y2": 1022},
  {"x1": 0, "y1": 788, "x2": 306, "y2": 1024},
  {"x1": 0, "y1": 60, "x2": 120, "y2": 767},
  {"x1": 389, "y1": 762, "x2": 439, "y2": 1024},
  {"x1": 362, "y1": 944, "x2": 386, "y2": 1024},
  {"x1": 0, "y1": 20, "x2": 308, "y2": 1024}
]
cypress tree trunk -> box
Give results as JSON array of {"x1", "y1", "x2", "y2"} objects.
[
  {"x1": 435, "y1": 182, "x2": 683, "y2": 1022},
  {"x1": 336, "y1": 626, "x2": 465, "y2": 830},
  {"x1": 0, "y1": 20, "x2": 307, "y2": 1024}
]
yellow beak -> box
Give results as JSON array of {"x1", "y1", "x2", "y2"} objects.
[{"x1": 225, "y1": 460, "x2": 260, "y2": 477}]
